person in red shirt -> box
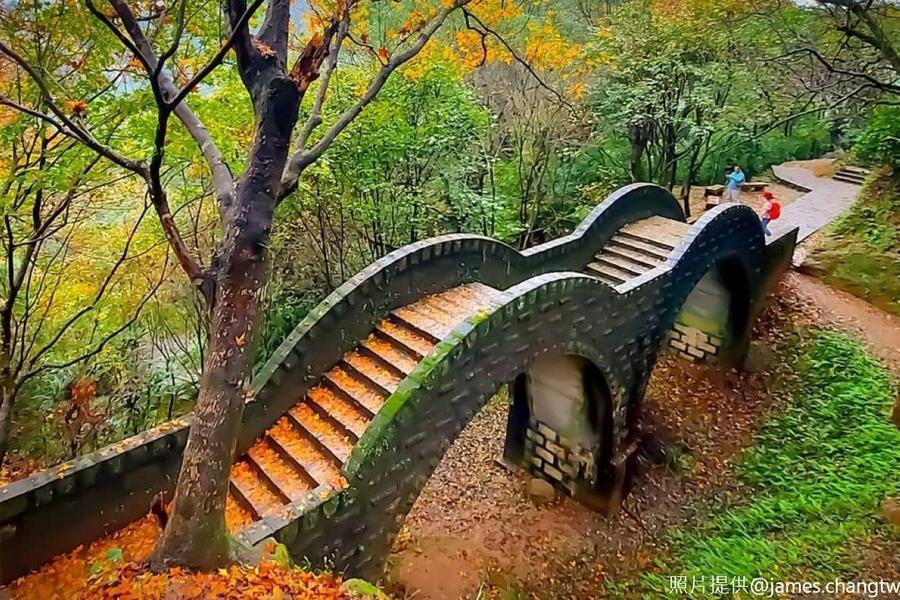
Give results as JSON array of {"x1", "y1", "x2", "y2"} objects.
[{"x1": 760, "y1": 191, "x2": 780, "y2": 237}]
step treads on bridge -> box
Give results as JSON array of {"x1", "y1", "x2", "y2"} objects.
[
  {"x1": 226, "y1": 282, "x2": 503, "y2": 533},
  {"x1": 607, "y1": 236, "x2": 671, "y2": 261},
  {"x1": 392, "y1": 285, "x2": 500, "y2": 341},
  {"x1": 376, "y1": 319, "x2": 436, "y2": 359},
  {"x1": 266, "y1": 418, "x2": 347, "y2": 489},
  {"x1": 230, "y1": 461, "x2": 287, "y2": 520},
  {"x1": 599, "y1": 244, "x2": 665, "y2": 269},
  {"x1": 593, "y1": 255, "x2": 647, "y2": 277},
  {"x1": 359, "y1": 334, "x2": 419, "y2": 375},
  {"x1": 307, "y1": 386, "x2": 370, "y2": 439},
  {"x1": 442, "y1": 283, "x2": 502, "y2": 311},
  {"x1": 342, "y1": 351, "x2": 402, "y2": 395},
  {"x1": 416, "y1": 295, "x2": 470, "y2": 326},
  {"x1": 619, "y1": 216, "x2": 690, "y2": 249},
  {"x1": 226, "y1": 493, "x2": 254, "y2": 532},
  {"x1": 392, "y1": 305, "x2": 453, "y2": 340},
  {"x1": 288, "y1": 404, "x2": 354, "y2": 463},
  {"x1": 323, "y1": 366, "x2": 385, "y2": 416},
  {"x1": 246, "y1": 442, "x2": 315, "y2": 502},
  {"x1": 586, "y1": 261, "x2": 632, "y2": 285}
]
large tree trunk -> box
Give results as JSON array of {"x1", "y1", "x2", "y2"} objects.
[
  {"x1": 628, "y1": 124, "x2": 648, "y2": 182},
  {"x1": 0, "y1": 379, "x2": 15, "y2": 467},
  {"x1": 151, "y1": 75, "x2": 301, "y2": 570}
]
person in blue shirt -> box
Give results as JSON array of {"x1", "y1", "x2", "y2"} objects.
[{"x1": 725, "y1": 165, "x2": 745, "y2": 203}]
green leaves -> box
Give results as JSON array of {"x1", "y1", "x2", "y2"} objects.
[{"x1": 853, "y1": 105, "x2": 900, "y2": 168}]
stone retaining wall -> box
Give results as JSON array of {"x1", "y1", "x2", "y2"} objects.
[
  {"x1": 669, "y1": 321, "x2": 724, "y2": 362},
  {"x1": 523, "y1": 418, "x2": 591, "y2": 496}
]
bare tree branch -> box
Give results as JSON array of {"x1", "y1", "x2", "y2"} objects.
[{"x1": 101, "y1": 0, "x2": 238, "y2": 214}]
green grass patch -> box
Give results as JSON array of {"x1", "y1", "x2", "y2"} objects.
[
  {"x1": 639, "y1": 331, "x2": 899, "y2": 596},
  {"x1": 807, "y1": 169, "x2": 900, "y2": 315}
]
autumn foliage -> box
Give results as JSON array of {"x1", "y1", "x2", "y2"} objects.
[{"x1": 8, "y1": 515, "x2": 348, "y2": 599}]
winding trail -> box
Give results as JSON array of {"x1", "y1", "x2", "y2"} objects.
[
  {"x1": 787, "y1": 272, "x2": 900, "y2": 377},
  {"x1": 770, "y1": 162, "x2": 860, "y2": 243},
  {"x1": 769, "y1": 161, "x2": 899, "y2": 375}
]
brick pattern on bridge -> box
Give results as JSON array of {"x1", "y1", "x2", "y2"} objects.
[{"x1": 244, "y1": 203, "x2": 779, "y2": 577}]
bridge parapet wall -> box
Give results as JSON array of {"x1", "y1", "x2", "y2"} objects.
[
  {"x1": 0, "y1": 184, "x2": 683, "y2": 584},
  {"x1": 239, "y1": 201, "x2": 775, "y2": 577}
]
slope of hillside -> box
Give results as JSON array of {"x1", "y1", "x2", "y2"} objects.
[{"x1": 805, "y1": 168, "x2": 900, "y2": 316}]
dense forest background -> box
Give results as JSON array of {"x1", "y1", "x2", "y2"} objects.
[{"x1": 0, "y1": 0, "x2": 896, "y2": 470}]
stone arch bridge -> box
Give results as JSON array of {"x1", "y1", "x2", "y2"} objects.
[{"x1": 0, "y1": 184, "x2": 797, "y2": 583}]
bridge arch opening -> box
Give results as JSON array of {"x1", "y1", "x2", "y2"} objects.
[
  {"x1": 503, "y1": 353, "x2": 615, "y2": 504},
  {"x1": 667, "y1": 255, "x2": 752, "y2": 365}
]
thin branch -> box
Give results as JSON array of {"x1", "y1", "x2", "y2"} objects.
[
  {"x1": 461, "y1": 9, "x2": 578, "y2": 115},
  {"x1": 0, "y1": 40, "x2": 146, "y2": 174},
  {"x1": 778, "y1": 46, "x2": 900, "y2": 93},
  {"x1": 294, "y1": 8, "x2": 352, "y2": 151},
  {"x1": 26, "y1": 200, "x2": 152, "y2": 369},
  {"x1": 166, "y1": 0, "x2": 267, "y2": 110},
  {"x1": 19, "y1": 256, "x2": 172, "y2": 387},
  {"x1": 279, "y1": 0, "x2": 472, "y2": 201}
]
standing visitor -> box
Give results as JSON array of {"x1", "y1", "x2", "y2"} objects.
[
  {"x1": 725, "y1": 165, "x2": 745, "y2": 203},
  {"x1": 759, "y1": 191, "x2": 780, "y2": 237}
]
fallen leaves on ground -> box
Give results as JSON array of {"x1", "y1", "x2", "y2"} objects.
[
  {"x1": 7, "y1": 514, "x2": 348, "y2": 600},
  {"x1": 85, "y1": 561, "x2": 347, "y2": 600},
  {"x1": 8, "y1": 515, "x2": 160, "y2": 599}
]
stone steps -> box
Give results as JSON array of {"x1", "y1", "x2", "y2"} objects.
[
  {"x1": 227, "y1": 283, "x2": 500, "y2": 529},
  {"x1": 833, "y1": 173, "x2": 865, "y2": 185},
  {"x1": 833, "y1": 165, "x2": 868, "y2": 185},
  {"x1": 586, "y1": 215, "x2": 688, "y2": 285}
]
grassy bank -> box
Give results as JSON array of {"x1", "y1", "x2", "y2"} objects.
[
  {"x1": 634, "y1": 331, "x2": 899, "y2": 596},
  {"x1": 806, "y1": 169, "x2": 900, "y2": 316}
]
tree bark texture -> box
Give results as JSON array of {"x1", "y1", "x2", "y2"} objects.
[{"x1": 151, "y1": 73, "x2": 302, "y2": 570}]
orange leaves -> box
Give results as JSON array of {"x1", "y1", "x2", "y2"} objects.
[
  {"x1": 9, "y1": 515, "x2": 161, "y2": 600},
  {"x1": 252, "y1": 38, "x2": 277, "y2": 59},
  {"x1": 87, "y1": 561, "x2": 348, "y2": 600},
  {"x1": 63, "y1": 99, "x2": 88, "y2": 117},
  {"x1": 377, "y1": 47, "x2": 390, "y2": 64},
  {"x1": 9, "y1": 513, "x2": 349, "y2": 600}
]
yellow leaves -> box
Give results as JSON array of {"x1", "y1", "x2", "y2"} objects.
[
  {"x1": 524, "y1": 20, "x2": 582, "y2": 75},
  {"x1": 566, "y1": 81, "x2": 586, "y2": 100},
  {"x1": 468, "y1": 0, "x2": 524, "y2": 27},
  {"x1": 235, "y1": 333, "x2": 247, "y2": 347}
]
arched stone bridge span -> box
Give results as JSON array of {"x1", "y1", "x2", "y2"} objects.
[{"x1": 0, "y1": 184, "x2": 797, "y2": 582}]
